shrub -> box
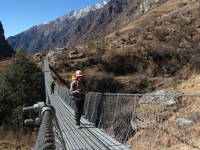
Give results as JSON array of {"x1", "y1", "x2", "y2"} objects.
[
  {"x1": 148, "y1": 43, "x2": 190, "y2": 76},
  {"x1": 190, "y1": 50, "x2": 200, "y2": 71},
  {"x1": 85, "y1": 70, "x2": 123, "y2": 93},
  {"x1": 123, "y1": 74, "x2": 150, "y2": 93},
  {"x1": 0, "y1": 51, "x2": 45, "y2": 128},
  {"x1": 153, "y1": 28, "x2": 170, "y2": 41},
  {"x1": 102, "y1": 47, "x2": 148, "y2": 75}
]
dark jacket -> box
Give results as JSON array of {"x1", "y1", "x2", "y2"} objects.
[{"x1": 51, "y1": 81, "x2": 55, "y2": 88}]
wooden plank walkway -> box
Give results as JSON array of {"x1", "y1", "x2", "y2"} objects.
[{"x1": 49, "y1": 93, "x2": 129, "y2": 150}]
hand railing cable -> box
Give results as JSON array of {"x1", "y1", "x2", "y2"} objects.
[{"x1": 33, "y1": 106, "x2": 55, "y2": 150}]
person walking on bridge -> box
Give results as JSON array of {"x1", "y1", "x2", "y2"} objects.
[
  {"x1": 50, "y1": 80, "x2": 55, "y2": 94},
  {"x1": 70, "y1": 70, "x2": 88, "y2": 129}
]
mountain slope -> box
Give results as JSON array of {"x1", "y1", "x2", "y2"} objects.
[
  {"x1": 46, "y1": 0, "x2": 200, "y2": 93},
  {"x1": 0, "y1": 22, "x2": 14, "y2": 58},
  {"x1": 7, "y1": 2, "x2": 107, "y2": 54},
  {"x1": 7, "y1": 0, "x2": 167, "y2": 54}
]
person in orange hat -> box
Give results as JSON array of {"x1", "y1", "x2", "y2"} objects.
[
  {"x1": 72, "y1": 73, "x2": 77, "y2": 81},
  {"x1": 70, "y1": 70, "x2": 88, "y2": 129}
]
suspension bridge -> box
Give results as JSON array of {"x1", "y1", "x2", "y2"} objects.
[
  {"x1": 24, "y1": 57, "x2": 200, "y2": 150},
  {"x1": 31, "y1": 58, "x2": 130, "y2": 150}
]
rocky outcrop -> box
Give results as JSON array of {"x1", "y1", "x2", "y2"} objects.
[
  {"x1": 131, "y1": 89, "x2": 183, "y2": 130},
  {"x1": 0, "y1": 22, "x2": 14, "y2": 58},
  {"x1": 139, "y1": 89, "x2": 183, "y2": 105},
  {"x1": 68, "y1": 50, "x2": 84, "y2": 59},
  {"x1": 176, "y1": 118, "x2": 194, "y2": 126}
]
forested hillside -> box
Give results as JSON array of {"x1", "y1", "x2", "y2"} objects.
[{"x1": 0, "y1": 51, "x2": 45, "y2": 128}]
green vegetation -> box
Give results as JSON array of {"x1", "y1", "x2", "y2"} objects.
[{"x1": 0, "y1": 51, "x2": 45, "y2": 129}]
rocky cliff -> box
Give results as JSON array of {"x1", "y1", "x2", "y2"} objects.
[{"x1": 0, "y1": 22, "x2": 14, "y2": 58}]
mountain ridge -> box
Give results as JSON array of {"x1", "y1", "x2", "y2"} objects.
[
  {"x1": 7, "y1": 1, "x2": 108, "y2": 53},
  {"x1": 7, "y1": 0, "x2": 166, "y2": 54}
]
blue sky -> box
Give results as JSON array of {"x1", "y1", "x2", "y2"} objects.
[{"x1": 0, "y1": 0, "x2": 106, "y2": 38}]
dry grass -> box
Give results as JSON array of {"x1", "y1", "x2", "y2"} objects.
[
  {"x1": 127, "y1": 96, "x2": 200, "y2": 150},
  {"x1": 0, "y1": 59, "x2": 11, "y2": 72},
  {"x1": 175, "y1": 74, "x2": 200, "y2": 94},
  {"x1": 0, "y1": 130, "x2": 37, "y2": 150},
  {"x1": 127, "y1": 73, "x2": 200, "y2": 149},
  {"x1": 107, "y1": 0, "x2": 199, "y2": 37}
]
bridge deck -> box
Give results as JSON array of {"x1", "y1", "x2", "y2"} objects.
[
  {"x1": 49, "y1": 93, "x2": 129, "y2": 150},
  {"x1": 44, "y1": 58, "x2": 129, "y2": 150}
]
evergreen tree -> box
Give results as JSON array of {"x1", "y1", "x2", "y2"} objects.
[{"x1": 0, "y1": 51, "x2": 45, "y2": 128}]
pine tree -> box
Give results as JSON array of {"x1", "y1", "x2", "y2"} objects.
[{"x1": 0, "y1": 51, "x2": 45, "y2": 128}]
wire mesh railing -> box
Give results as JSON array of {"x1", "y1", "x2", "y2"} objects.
[{"x1": 55, "y1": 83, "x2": 200, "y2": 150}]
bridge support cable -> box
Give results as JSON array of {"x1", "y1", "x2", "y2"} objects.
[
  {"x1": 33, "y1": 107, "x2": 55, "y2": 150},
  {"x1": 23, "y1": 102, "x2": 57, "y2": 150}
]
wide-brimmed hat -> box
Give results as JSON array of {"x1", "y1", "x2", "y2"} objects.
[{"x1": 76, "y1": 70, "x2": 83, "y2": 77}]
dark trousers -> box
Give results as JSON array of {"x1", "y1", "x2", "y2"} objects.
[
  {"x1": 74, "y1": 98, "x2": 85, "y2": 125},
  {"x1": 51, "y1": 87, "x2": 54, "y2": 94}
]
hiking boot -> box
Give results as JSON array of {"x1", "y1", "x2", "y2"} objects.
[{"x1": 76, "y1": 125, "x2": 81, "y2": 129}]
